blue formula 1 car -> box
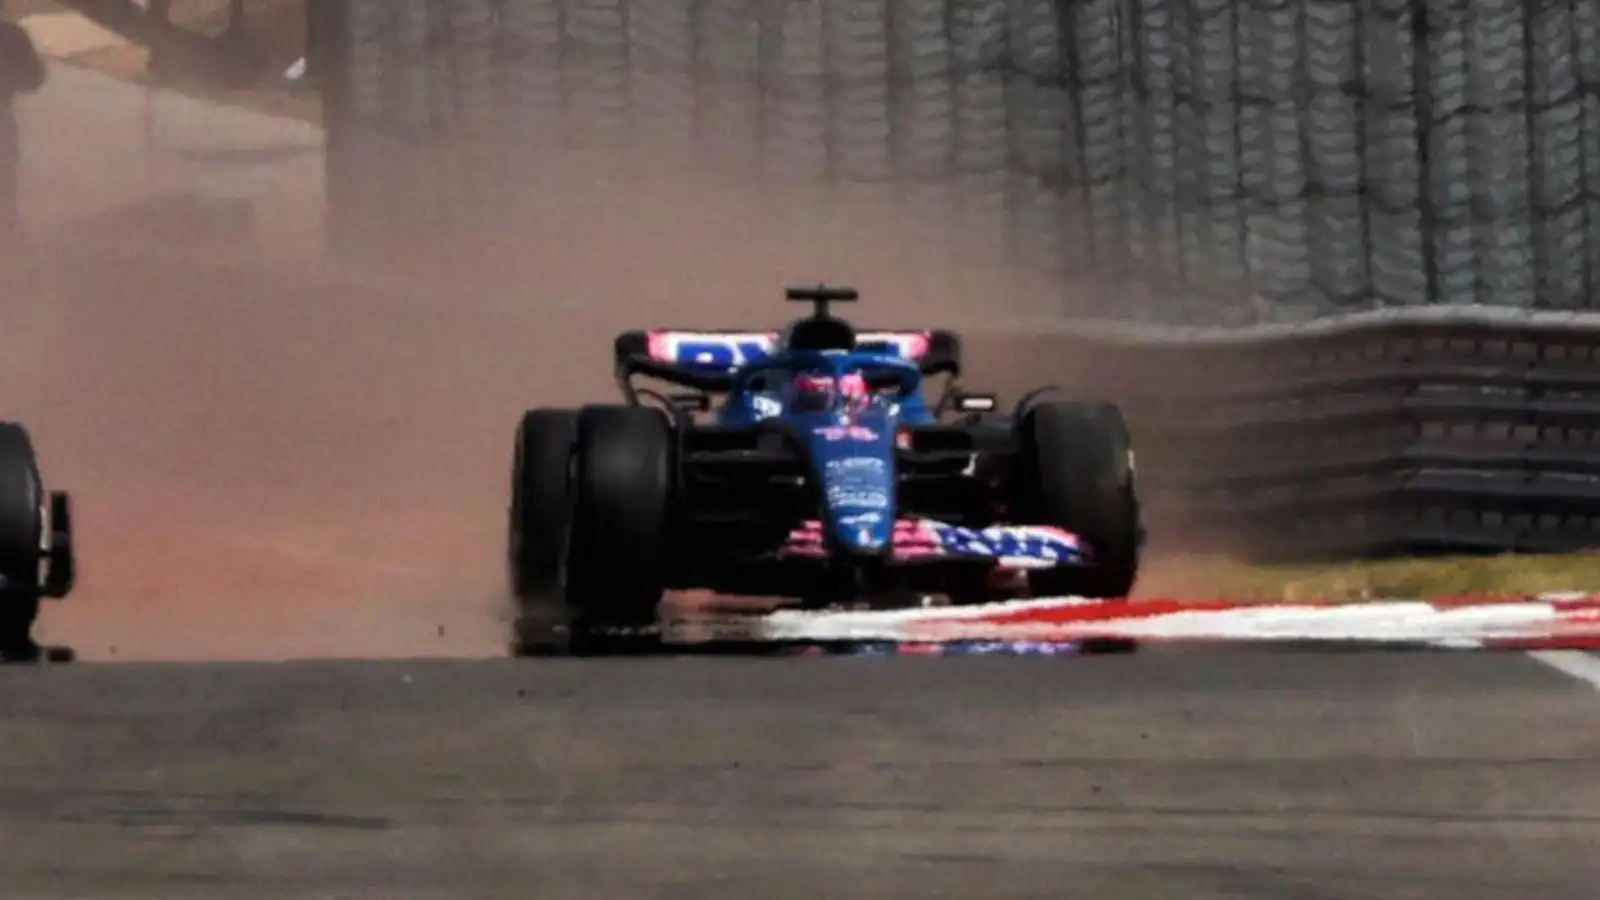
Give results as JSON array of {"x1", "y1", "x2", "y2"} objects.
[{"x1": 507, "y1": 285, "x2": 1142, "y2": 653}]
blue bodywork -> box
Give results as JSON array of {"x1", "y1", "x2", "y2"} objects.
[
  {"x1": 725, "y1": 349, "x2": 924, "y2": 555},
  {"x1": 720, "y1": 349, "x2": 933, "y2": 426},
  {"x1": 649, "y1": 333, "x2": 936, "y2": 557},
  {"x1": 632, "y1": 327, "x2": 1090, "y2": 573}
]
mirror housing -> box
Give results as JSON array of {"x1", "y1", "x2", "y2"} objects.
[{"x1": 954, "y1": 392, "x2": 998, "y2": 413}]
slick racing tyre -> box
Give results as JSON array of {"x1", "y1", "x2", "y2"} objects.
[
  {"x1": 1017, "y1": 401, "x2": 1142, "y2": 600},
  {"x1": 508, "y1": 407, "x2": 580, "y2": 603},
  {"x1": 0, "y1": 422, "x2": 44, "y2": 658},
  {"x1": 563, "y1": 405, "x2": 675, "y2": 655}
]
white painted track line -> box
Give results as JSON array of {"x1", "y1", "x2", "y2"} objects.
[{"x1": 1527, "y1": 651, "x2": 1600, "y2": 692}]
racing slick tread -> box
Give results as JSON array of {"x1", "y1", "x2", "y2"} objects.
[
  {"x1": 0, "y1": 422, "x2": 43, "y2": 659},
  {"x1": 564, "y1": 405, "x2": 675, "y2": 654},
  {"x1": 1018, "y1": 402, "x2": 1141, "y2": 600}
]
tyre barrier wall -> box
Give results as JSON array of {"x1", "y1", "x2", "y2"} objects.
[
  {"x1": 958, "y1": 307, "x2": 1600, "y2": 561},
  {"x1": 313, "y1": 0, "x2": 1600, "y2": 325},
  {"x1": 312, "y1": 0, "x2": 1600, "y2": 560}
]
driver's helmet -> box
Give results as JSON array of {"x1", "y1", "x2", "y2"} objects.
[
  {"x1": 789, "y1": 372, "x2": 835, "y2": 413},
  {"x1": 789, "y1": 371, "x2": 869, "y2": 413}
]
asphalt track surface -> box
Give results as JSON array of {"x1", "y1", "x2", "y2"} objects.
[{"x1": 0, "y1": 648, "x2": 1597, "y2": 899}]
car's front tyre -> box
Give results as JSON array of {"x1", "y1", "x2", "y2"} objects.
[
  {"x1": 508, "y1": 408, "x2": 580, "y2": 601},
  {"x1": 563, "y1": 405, "x2": 676, "y2": 655},
  {"x1": 1016, "y1": 401, "x2": 1142, "y2": 600},
  {"x1": 508, "y1": 407, "x2": 581, "y2": 655}
]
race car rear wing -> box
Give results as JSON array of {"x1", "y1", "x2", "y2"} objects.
[{"x1": 613, "y1": 328, "x2": 962, "y2": 390}]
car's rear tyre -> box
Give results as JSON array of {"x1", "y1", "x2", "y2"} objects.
[
  {"x1": 563, "y1": 405, "x2": 675, "y2": 655},
  {"x1": 0, "y1": 423, "x2": 44, "y2": 660},
  {"x1": 1016, "y1": 401, "x2": 1142, "y2": 600}
]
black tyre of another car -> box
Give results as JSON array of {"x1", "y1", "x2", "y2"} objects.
[
  {"x1": 0, "y1": 422, "x2": 44, "y2": 657},
  {"x1": 508, "y1": 407, "x2": 580, "y2": 603},
  {"x1": 1017, "y1": 401, "x2": 1142, "y2": 600},
  {"x1": 563, "y1": 405, "x2": 676, "y2": 654}
]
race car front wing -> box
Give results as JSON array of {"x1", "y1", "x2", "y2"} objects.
[{"x1": 779, "y1": 517, "x2": 1091, "y2": 570}]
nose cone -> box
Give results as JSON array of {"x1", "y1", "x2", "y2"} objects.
[{"x1": 802, "y1": 411, "x2": 898, "y2": 556}]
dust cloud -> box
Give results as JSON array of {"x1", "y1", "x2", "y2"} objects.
[{"x1": 5, "y1": 105, "x2": 1139, "y2": 662}]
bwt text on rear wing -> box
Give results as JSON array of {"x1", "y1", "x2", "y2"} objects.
[{"x1": 614, "y1": 329, "x2": 961, "y2": 381}]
